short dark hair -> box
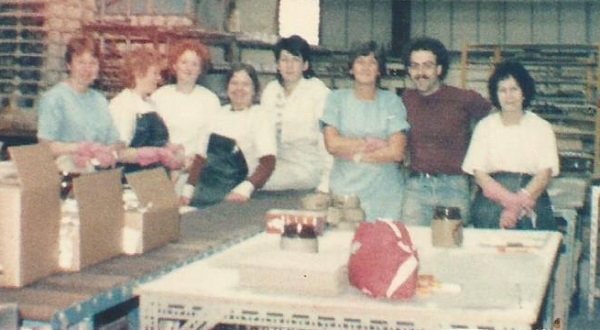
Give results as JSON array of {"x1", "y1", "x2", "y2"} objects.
[
  {"x1": 348, "y1": 41, "x2": 386, "y2": 76},
  {"x1": 226, "y1": 63, "x2": 261, "y2": 104},
  {"x1": 273, "y1": 35, "x2": 315, "y2": 84},
  {"x1": 403, "y1": 36, "x2": 449, "y2": 80},
  {"x1": 488, "y1": 61, "x2": 536, "y2": 109},
  {"x1": 347, "y1": 41, "x2": 386, "y2": 86}
]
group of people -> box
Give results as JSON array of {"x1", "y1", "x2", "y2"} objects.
[
  {"x1": 36, "y1": 32, "x2": 559, "y2": 231},
  {"x1": 321, "y1": 36, "x2": 558, "y2": 231},
  {"x1": 36, "y1": 34, "x2": 329, "y2": 206}
]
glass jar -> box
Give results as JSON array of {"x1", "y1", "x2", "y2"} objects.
[
  {"x1": 431, "y1": 206, "x2": 463, "y2": 248},
  {"x1": 433, "y1": 206, "x2": 462, "y2": 221}
]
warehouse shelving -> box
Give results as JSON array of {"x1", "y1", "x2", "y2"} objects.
[
  {"x1": 0, "y1": 0, "x2": 47, "y2": 112},
  {"x1": 83, "y1": 22, "x2": 408, "y2": 101}
]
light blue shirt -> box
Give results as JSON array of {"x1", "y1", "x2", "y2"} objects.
[
  {"x1": 37, "y1": 82, "x2": 120, "y2": 144},
  {"x1": 321, "y1": 88, "x2": 409, "y2": 221}
]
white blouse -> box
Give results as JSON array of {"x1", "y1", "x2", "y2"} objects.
[
  {"x1": 151, "y1": 84, "x2": 221, "y2": 157},
  {"x1": 108, "y1": 89, "x2": 158, "y2": 145},
  {"x1": 210, "y1": 104, "x2": 276, "y2": 173},
  {"x1": 462, "y1": 111, "x2": 559, "y2": 176}
]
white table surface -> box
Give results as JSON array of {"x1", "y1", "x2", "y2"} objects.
[{"x1": 138, "y1": 226, "x2": 562, "y2": 330}]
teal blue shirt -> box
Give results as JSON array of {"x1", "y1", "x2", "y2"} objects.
[
  {"x1": 37, "y1": 82, "x2": 120, "y2": 144},
  {"x1": 321, "y1": 88, "x2": 409, "y2": 221}
]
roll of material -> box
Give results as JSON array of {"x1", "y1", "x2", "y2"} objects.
[
  {"x1": 332, "y1": 194, "x2": 361, "y2": 209},
  {"x1": 327, "y1": 207, "x2": 365, "y2": 230},
  {"x1": 327, "y1": 206, "x2": 344, "y2": 225},
  {"x1": 343, "y1": 208, "x2": 366, "y2": 223},
  {"x1": 300, "y1": 192, "x2": 332, "y2": 211}
]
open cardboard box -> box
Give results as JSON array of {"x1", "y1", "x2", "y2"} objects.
[
  {"x1": 122, "y1": 168, "x2": 180, "y2": 255},
  {"x1": 60, "y1": 168, "x2": 124, "y2": 272},
  {"x1": 0, "y1": 144, "x2": 61, "y2": 288}
]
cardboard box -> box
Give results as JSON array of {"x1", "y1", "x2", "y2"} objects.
[
  {"x1": 60, "y1": 169, "x2": 124, "y2": 272},
  {"x1": 264, "y1": 209, "x2": 327, "y2": 235},
  {"x1": 0, "y1": 144, "x2": 61, "y2": 287},
  {"x1": 122, "y1": 168, "x2": 180, "y2": 255}
]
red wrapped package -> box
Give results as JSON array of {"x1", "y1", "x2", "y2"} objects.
[{"x1": 348, "y1": 220, "x2": 419, "y2": 299}]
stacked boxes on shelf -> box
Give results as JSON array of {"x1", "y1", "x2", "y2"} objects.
[
  {"x1": 0, "y1": 0, "x2": 96, "y2": 113},
  {"x1": 0, "y1": 0, "x2": 46, "y2": 111}
]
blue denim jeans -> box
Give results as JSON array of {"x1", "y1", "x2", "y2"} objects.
[
  {"x1": 470, "y1": 172, "x2": 556, "y2": 230},
  {"x1": 401, "y1": 174, "x2": 471, "y2": 226}
]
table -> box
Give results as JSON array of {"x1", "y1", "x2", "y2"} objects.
[{"x1": 137, "y1": 226, "x2": 562, "y2": 330}]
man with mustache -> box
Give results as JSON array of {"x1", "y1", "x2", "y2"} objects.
[{"x1": 400, "y1": 37, "x2": 492, "y2": 226}]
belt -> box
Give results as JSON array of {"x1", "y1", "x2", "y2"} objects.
[
  {"x1": 489, "y1": 171, "x2": 532, "y2": 179},
  {"x1": 408, "y1": 170, "x2": 441, "y2": 179},
  {"x1": 408, "y1": 170, "x2": 460, "y2": 179},
  {"x1": 489, "y1": 171, "x2": 533, "y2": 184}
]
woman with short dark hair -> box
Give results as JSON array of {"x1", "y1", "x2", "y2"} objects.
[
  {"x1": 260, "y1": 35, "x2": 331, "y2": 192},
  {"x1": 320, "y1": 41, "x2": 409, "y2": 221},
  {"x1": 462, "y1": 61, "x2": 559, "y2": 230}
]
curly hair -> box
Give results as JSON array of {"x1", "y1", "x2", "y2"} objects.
[
  {"x1": 120, "y1": 47, "x2": 162, "y2": 89},
  {"x1": 167, "y1": 39, "x2": 211, "y2": 76},
  {"x1": 488, "y1": 61, "x2": 536, "y2": 109},
  {"x1": 403, "y1": 36, "x2": 449, "y2": 81}
]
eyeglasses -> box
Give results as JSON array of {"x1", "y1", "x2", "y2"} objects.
[{"x1": 408, "y1": 62, "x2": 437, "y2": 71}]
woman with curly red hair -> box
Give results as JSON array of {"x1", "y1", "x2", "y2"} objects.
[
  {"x1": 108, "y1": 47, "x2": 184, "y2": 174},
  {"x1": 151, "y1": 39, "x2": 221, "y2": 194}
]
